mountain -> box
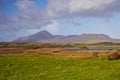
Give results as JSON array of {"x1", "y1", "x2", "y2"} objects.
[
  {"x1": 14, "y1": 30, "x2": 120, "y2": 43},
  {"x1": 14, "y1": 30, "x2": 54, "y2": 42}
]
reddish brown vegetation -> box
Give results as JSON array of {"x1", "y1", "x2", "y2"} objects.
[
  {"x1": 0, "y1": 48, "x2": 117, "y2": 59},
  {"x1": 92, "y1": 52, "x2": 99, "y2": 57},
  {"x1": 108, "y1": 52, "x2": 120, "y2": 60}
]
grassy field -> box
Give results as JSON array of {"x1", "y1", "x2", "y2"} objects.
[
  {"x1": 0, "y1": 56, "x2": 120, "y2": 80},
  {"x1": 0, "y1": 46, "x2": 120, "y2": 80}
]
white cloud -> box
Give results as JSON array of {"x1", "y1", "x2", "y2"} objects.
[
  {"x1": 68, "y1": 0, "x2": 113, "y2": 13},
  {"x1": 46, "y1": 0, "x2": 117, "y2": 18},
  {"x1": 42, "y1": 20, "x2": 59, "y2": 34},
  {"x1": 1, "y1": 0, "x2": 120, "y2": 31}
]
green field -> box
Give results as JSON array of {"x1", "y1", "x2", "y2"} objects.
[{"x1": 0, "y1": 56, "x2": 120, "y2": 80}]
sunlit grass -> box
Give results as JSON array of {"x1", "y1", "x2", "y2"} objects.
[{"x1": 0, "y1": 56, "x2": 120, "y2": 80}]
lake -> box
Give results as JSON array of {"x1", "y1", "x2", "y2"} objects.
[{"x1": 61, "y1": 47, "x2": 115, "y2": 50}]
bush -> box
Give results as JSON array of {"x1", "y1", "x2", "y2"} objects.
[
  {"x1": 108, "y1": 52, "x2": 120, "y2": 60},
  {"x1": 53, "y1": 51, "x2": 59, "y2": 53},
  {"x1": 92, "y1": 52, "x2": 99, "y2": 57}
]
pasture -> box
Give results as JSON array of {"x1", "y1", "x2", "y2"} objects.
[
  {"x1": 0, "y1": 56, "x2": 120, "y2": 80},
  {"x1": 0, "y1": 42, "x2": 120, "y2": 80},
  {"x1": 0, "y1": 47, "x2": 120, "y2": 80}
]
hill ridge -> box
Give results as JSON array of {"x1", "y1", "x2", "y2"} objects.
[{"x1": 14, "y1": 30, "x2": 120, "y2": 43}]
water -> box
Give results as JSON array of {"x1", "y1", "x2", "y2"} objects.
[{"x1": 61, "y1": 47, "x2": 115, "y2": 50}]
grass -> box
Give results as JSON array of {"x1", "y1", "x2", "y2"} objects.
[{"x1": 0, "y1": 56, "x2": 120, "y2": 80}]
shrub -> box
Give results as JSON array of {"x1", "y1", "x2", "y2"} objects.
[
  {"x1": 92, "y1": 52, "x2": 99, "y2": 57},
  {"x1": 53, "y1": 51, "x2": 59, "y2": 53},
  {"x1": 108, "y1": 52, "x2": 120, "y2": 60}
]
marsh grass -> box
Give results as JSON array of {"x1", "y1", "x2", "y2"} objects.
[{"x1": 0, "y1": 56, "x2": 120, "y2": 80}]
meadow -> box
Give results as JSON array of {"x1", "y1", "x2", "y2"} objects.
[
  {"x1": 0, "y1": 42, "x2": 120, "y2": 80},
  {"x1": 1, "y1": 56, "x2": 120, "y2": 80}
]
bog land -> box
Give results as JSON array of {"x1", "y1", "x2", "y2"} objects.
[{"x1": 0, "y1": 42, "x2": 120, "y2": 80}]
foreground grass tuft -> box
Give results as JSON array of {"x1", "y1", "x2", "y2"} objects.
[{"x1": 0, "y1": 56, "x2": 120, "y2": 80}]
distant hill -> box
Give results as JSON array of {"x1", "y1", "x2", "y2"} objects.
[
  {"x1": 14, "y1": 30, "x2": 54, "y2": 42},
  {"x1": 14, "y1": 30, "x2": 120, "y2": 43}
]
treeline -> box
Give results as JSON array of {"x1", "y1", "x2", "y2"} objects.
[
  {"x1": 73, "y1": 42, "x2": 120, "y2": 48},
  {"x1": 0, "y1": 42, "x2": 73, "y2": 49},
  {"x1": 0, "y1": 42, "x2": 120, "y2": 49}
]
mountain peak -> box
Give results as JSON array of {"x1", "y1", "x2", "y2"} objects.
[
  {"x1": 14, "y1": 30, "x2": 54, "y2": 42},
  {"x1": 34, "y1": 30, "x2": 53, "y2": 37},
  {"x1": 38, "y1": 30, "x2": 50, "y2": 34},
  {"x1": 14, "y1": 31, "x2": 120, "y2": 43}
]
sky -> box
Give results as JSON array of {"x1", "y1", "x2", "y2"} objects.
[{"x1": 0, "y1": 0, "x2": 120, "y2": 41}]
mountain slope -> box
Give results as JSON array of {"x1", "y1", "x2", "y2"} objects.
[
  {"x1": 14, "y1": 30, "x2": 54, "y2": 42},
  {"x1": 14, "y1": 30, "x2": 120, "y2": 43}
]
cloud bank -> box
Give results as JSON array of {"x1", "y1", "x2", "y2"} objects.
[{"x1": 0, "y1": 0, "x2": 120, "y2": 41}]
